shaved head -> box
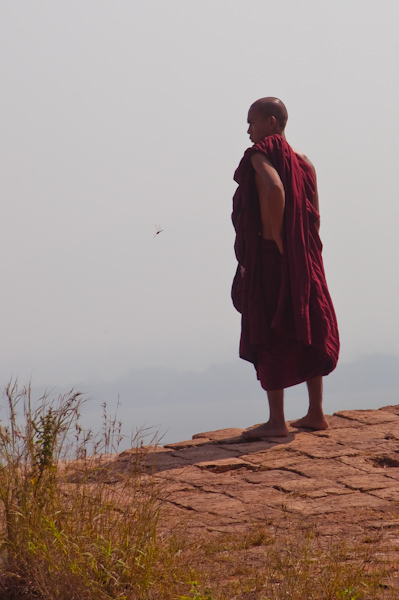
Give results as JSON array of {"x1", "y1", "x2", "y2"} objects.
[{"x1": 249, "y1": 97, "x2": 288, "y2": 132}]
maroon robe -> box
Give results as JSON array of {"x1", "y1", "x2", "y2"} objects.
[{"x1": 232, "y1": 134, "x2": 339, "y2": 390}]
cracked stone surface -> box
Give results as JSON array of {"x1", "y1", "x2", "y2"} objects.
[{"x1": 106, "y1": 404, "x2": 399, "y2": 577}]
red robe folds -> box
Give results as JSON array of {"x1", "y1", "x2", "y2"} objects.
[{"x1": 232, "y1": 135, "x2": 339, "y2": 390}]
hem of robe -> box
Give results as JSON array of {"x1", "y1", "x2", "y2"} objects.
[{"x1": 255, "y1": 345, "x2": 334, "y2": 391}]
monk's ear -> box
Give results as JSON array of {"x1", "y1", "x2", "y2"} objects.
[{"x1": 269, "y1": 115, "x2": 278, "y2": 131}]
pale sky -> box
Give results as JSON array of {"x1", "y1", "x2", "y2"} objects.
[{"x1": 1, "y1": 1, "x2": 398, "y2": 394}]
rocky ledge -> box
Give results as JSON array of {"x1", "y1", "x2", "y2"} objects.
[{"x1": 112, "y1": 405, "x2": 399, "y2": 577}]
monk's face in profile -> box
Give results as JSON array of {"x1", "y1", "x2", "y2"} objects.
[{"x1": 247, "y1": 108, "x2": 275, "y2": 144}]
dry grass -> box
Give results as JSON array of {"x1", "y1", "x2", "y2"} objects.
[
  {"x1": 179, "y1": 525, "x2": 395, "y2": 600},
  {"x1": 0, "y1": 381, "x2": 189, "y2": 599},
  {"x1": 0, "y1": 381, "x2": 398, "y2": 600}
]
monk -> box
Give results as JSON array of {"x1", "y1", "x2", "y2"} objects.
[{"x1": 231, "y1": 97, "x2": 340, "y2": 439}]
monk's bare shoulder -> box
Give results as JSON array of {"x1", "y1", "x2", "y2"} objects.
[
  {"x1": 292, "y1": 146, "x2": 316, "y2": 176},
  {"x1": 291, "y1": 146, "x2": 320, "y2": 219}
]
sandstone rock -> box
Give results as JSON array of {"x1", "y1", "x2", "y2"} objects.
[
  {"x1": 334, "y1": 409, "x2": 399, "y2": 425},
  {"x1": 196, "y1": 457, "x2": 258, "y2": 473},
  {"x1": 285, "y1": 432, "x2": 361, "y2": 458},
  {"x1": 113, "y1": 403, "x2": 399, "y2": 575},
  {"x1": 170, "y1": 444, "x2": 239, "y2": 464},
  {"x1": 192, "y1": 427, "x2": 244, "y2": 441},
  {"x1": 219, "y1": 440, "x2": 277, "y2": 453},
  {"x1": 338, "y1": 474, "x2": 396, "y2": 491},
  {"x1": 164, "y1": 438, "x2": 214, "y2": 449}
]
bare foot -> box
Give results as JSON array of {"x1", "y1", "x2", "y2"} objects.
[
  {"x1": 291, "y1": 414, "x2": 329, "y2": 431},
  {"x1": 242, "y1": 422, "x2": 289, "y2": 440}
]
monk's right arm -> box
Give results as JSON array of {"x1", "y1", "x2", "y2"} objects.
[{"x1": 251, "y1": 152, "x2": 285, "y2": 255}]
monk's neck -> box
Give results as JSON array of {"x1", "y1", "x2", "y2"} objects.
[{"x1": 265, "y1": 131, "x2": 286, "y2": 141}]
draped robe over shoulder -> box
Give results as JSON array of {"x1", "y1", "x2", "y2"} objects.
[{"x1": 232, "y1": 135, "x2": 339, "y2": 390}]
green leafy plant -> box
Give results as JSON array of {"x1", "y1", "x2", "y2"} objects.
[
  {"x1": 179, "y1": 581, "x2": 214, "y2": 600},
  {"x1": 339, "y1": 588, "x2": 360, "y2": 600}
]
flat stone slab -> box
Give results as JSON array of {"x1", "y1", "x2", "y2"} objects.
[
  {"x1": 164, "y1": 438, "x2": 215, "y2": 449},
  {"x1": 283, "y1": 491, "x2": 389, "y2": 516},
  {"x1": 192, "y1": 428, "x2": 244, "y2": 441},
  {"x1": 240, "y1": 448, "x2": 304, "y2": 470},
  {"x1": 340, "y1": 454, "x2": 399, "y2": 475},
  {"x1": 243, "y1": 469, "x2": 307, "y2": 486},
  {"x1": 286, "y1": 433, "x2": 360, "y2": 458},
  {"x1": 313, "y1": 414, "x2": 368, "y2": 429},
  {"x1": 318, "y1": 424, "x2": 397, "y2": 444},
  {"x1": 379, "y1": 405, "x2": 399, "y2": 415},
  {"x1": 111, "y1": 404, "x2": 399, "y2": 567},
  {"x1": 220, "y1": 440, "x2": 277, "y2": 453},
  {"x1": 369, "y1": 486, "x2": 399, "y2": 501},
  {"x1": 334, "y1": 409, "x2": 399, "y2": 426},
  {"x1": 273, "y1": 476, "x2": 349, "y2": 494},
  {"x1": 338, "y1": 474, "x2": 398, "y2": 491},
  {"x1": 171, "y1": 444, "x2": 239, "y2": 463}
]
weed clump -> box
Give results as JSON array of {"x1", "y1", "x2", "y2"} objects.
[{"x1": 0, "y1": 381, "x2": 180, "y2": 600}]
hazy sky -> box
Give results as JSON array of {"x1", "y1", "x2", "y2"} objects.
[{"x1": 1, "y1": 0, "x2": 399, "y2": 390}]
